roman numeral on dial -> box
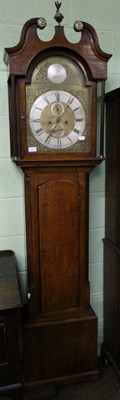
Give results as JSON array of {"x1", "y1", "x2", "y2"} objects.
[
  {"x1": 32, "y1": 119, "x2": 40, "y2": 122},
  {"x1": 43, "y1": 96, "x2": 49, "y2": 104},
  {"x1": 36, "y1": 128, "x2": 44, "y2": 136},
  {"x1": 57, "y1": 138, "x2": 62, "y2": 147},
  {"x1": 45, "y1": 136, "x2": 51, "y2": 144},
  {"x1": 73, "y1": 128, "x2": 80, "y2": 134},
  {"x1": 67, "y1": 96, "x2": 74, "y2": 106},
  {"x1": 55, "y1": 92, "x2": 60, "y2": 102}
]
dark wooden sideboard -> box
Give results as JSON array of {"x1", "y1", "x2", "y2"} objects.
[
  {"x1": 0, "y1": 250, "x2": 23, "y2": 399},
  {"x1": 102, "y1": 88, "x2": 120, "y2": 378}
]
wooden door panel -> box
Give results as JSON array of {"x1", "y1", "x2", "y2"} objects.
[
  {"x1": 24, "y1": 170, "x2": 98, "y2": 387},
  {"x1": 38, "y1": 179, "x2": 80, "y2": 313}
]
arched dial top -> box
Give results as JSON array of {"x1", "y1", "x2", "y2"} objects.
[{"x1": 26, "y1": 55, "x2": 89, "y2": 154}]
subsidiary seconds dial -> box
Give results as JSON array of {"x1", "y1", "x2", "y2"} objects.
[{"x1": 29, "y1": 90, "x2": 85, "y2": 149}]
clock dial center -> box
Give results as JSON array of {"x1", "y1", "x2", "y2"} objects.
[{"x1": 40, "y1": 102, "x2": 75, "y2": 137}]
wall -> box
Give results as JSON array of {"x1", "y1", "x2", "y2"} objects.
[{"x1": 0, "y1": 0, "x2": 120, "y2": 354}]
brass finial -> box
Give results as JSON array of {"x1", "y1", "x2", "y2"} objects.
[
  {"x1": 74, "y1": 20, "x2": 83, "y2": 32},
  {"x1": 55, "y1": 1, "x2": 61, "y2": 12},
  {"x1": 37, "y1": 17, "x2": 47, "y2": 29},
  {"x1": 54, "y1": 1, "x2": 64, "y2": 25}
]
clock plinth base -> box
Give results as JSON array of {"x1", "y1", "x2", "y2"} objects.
[{"x1": 23, "y1": 308, "x2": 99, "y2": 391}]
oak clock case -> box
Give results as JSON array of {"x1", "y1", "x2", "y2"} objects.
[{"x1": 4, "y1": 9, "x2": 111, "y2": 394}]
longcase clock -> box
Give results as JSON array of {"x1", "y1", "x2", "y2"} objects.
[{"x1": 4, "y1": 2, "x2": 111, "y2": 394}]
